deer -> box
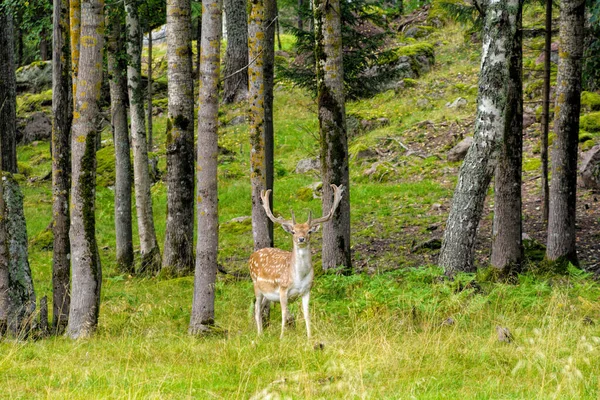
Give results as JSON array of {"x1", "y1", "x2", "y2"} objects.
[{"x1": 248, "y1": 184, "x2": 344, "y2": 339}]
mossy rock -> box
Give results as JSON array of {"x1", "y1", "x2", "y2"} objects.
[
  {"x1": 220, "y1": 216, "x2": 252, "y2": 235},
  {"x1": 524, "y1": 80, "x2": 543, "y2": 99},
  {"x1": 579, "y1": 131, "x2": 594, "y2": 143},
  {"x1": 580, "y1": 112, "x2": 600, "y2": 133},
  {"x1": 15, "y1": 61, "x2": 52, "y2": 93},
  {"x1": 16, "y1": 90, "x2": 53, "y2": 114},
  {"x1": 17, "y1": 162, "x2": 33, "y2": 177},
  {"x1": 581, "y1": 140, "x2": 595, "y2": 151},
  {"x1": 296, "y1": 187, "x2": 314, "y2": 202},
  {"x1": 581, "y1": 91, "x2": 600, "y2": 112},
  {"x1": 403, "y1": 78, "x2": 418, "y2": 88}
]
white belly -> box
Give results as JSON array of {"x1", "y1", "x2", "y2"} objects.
[{"x1": 262, "y1": 274, "x2": 313, "y2": 303}]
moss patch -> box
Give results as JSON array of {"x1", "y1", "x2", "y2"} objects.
[
  {"x1": 580, "y1": 112, "x2": 600, "y2": 133},
  {"x1": 581, "y1": 91, "x2": 600, "y2": 112}
]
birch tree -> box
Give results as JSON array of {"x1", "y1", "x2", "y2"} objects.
[
  {"x1": 107, "y1": 4, "x2": 134, "y2": 274},
  {"x1": 67, "y1": 0, "x2": 104, "y2": 339},
  {"x1": 162, "y1": 0, "x2": 195, "y2": 276},
  {"x1": 439, "y1": 0, "x2": 522, "y2": 277},
  {"x1": 52, "y1": 0, "x2": 73, "y2": 333},
  {"x1": 546, "y1": 0, "x2": 586, "y2": 265},
  {"x1": 125, "y1": 0, "x2": 161, "y2": 274},
  {"x1": 189, "y1": 0, "x2": 221, "y2": 335},
  {"x1": 490, "y1": 1, "x2": 524, "y2": 273},
  {"x1": 314, "y1": 0, "x2": 351, "y2": 271}
]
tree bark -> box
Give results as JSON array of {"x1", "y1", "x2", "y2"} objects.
[
  {"x1": 297, "y1": 0, "x2": 303, "y2": 30},
  {"x1": 52, "y1": 0, "x2": 73, "y2": 334},
  {"x1": 147, "y1": 26, "x2": 153, "y2": 150},
  {"x1": 67, "y1": 0, "x2": 104, "y2": 339},
  {"x1": 491, "y1": 2, "x2": 524, "y2": 273},
  {"x1": 71, "y1": 0, "x2": 81, "y2": 91},
  {"x1": 107, "y1": 4, "x2": 134, "y2": 274},
  {"x1": 190, "y1": 0, "x2": 221, "y2": 335},
  {"x1": 438, "y1": 0, "x2": 521, "y2": 277},
  {"x1": 546, "y1": 0, "x2": 585, "y2": 265},
  {"x1": 4, "y1": 177, "x2": 37, "y2": 336},
  {"x1": 162, "y1": 0, "x2": 195, "y2": 277},
  {"x1": 314, "y1": 0, "x2": 351, "y2": 271},
  {"x1": 0, "y1": 9, "x2": 17, "y2": 174},
  {"x1": 248, "y1": 0, "x2": 274, "y2": 251},
  {"x1": 125, "y1": 0, "x2": 161, "y2": 275},
  {"x1": 222, "y1": 0, "x2": 248, "y2": 104},
  {"x1": 540, "y1": 0, "x2": 552, "y2": 224}
]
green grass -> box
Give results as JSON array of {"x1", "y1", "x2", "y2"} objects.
[{"x1": 6, "y1": 8, "x2": 600, "y2": 398}]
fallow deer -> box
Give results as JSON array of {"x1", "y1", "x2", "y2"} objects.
[{"x1": 249, "y1": 184, "x2": 344, "y2": 339}]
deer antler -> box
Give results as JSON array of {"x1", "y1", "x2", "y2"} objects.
[
  {"x1": 309, "y1": 184, "x2": 344, "y2": 226},
  {"x1": 260, "y1": 189, "x2": 293, "y2": 226}
]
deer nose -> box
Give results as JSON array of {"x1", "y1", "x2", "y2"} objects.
[{"x1": 298, "y1": 237, "x2": 306, "y2": 243}]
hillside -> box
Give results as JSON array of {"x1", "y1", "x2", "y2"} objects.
[{"x1": 2, "y1": 2, "x2": 600, "y2": 398}]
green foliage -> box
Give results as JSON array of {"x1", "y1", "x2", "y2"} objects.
[
  {"x1": 17, "y1": 162, "x2": 32, "y2": 177},
  {"x1": 277, "y1": 0, "x2": 401, "y2": 99},
  {"x1": 580, "y1": 112, "x2": 600, "y2": 132},
  {"x1": 583, "y1": 0, "x2": 600, "y2": 91},
  {"x1": 581, "y1": 91, "x2": 600, "y2": 112}
]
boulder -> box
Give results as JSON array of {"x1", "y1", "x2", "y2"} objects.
[
  {"x1": 580, "y1": 145, "x2": 600, "y2": 190},
  {"x1": 447, "y1": 137, "x2": 473, "y2": 162},
  {"x1": 535, "y1": 42, "x2": 559, "y2": 65},
  {"x1": 228, "y1": 115, "x2": 247, "y2": 126},
  {"x1": 446, "y1": 97, "x2": 468, "y2": 109},
  {"x1": 19, "y1": 112, "x2": 52, "y2": 144},
  {"x1": 295, "y1": 158, "x2": 320, "y2": 174},
  {"x1": 523, "y1": 113, "x2": 536, "y2": 130},
  {"x1": 15, "y1": 61, "x2": 52, "y2": 93}
]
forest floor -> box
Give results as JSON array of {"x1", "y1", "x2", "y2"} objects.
[{"x1": 2, "y1": 2, "x2": 600, "y2": 398}]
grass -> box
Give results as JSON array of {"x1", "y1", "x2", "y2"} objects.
[{"x1": 4, "y1": 9, "x2": 600, "y2": 399}]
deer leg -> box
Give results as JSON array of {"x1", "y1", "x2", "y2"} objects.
[
  {"x1": 260, "y1": 296, "x2": 270, "y2": 329},
  {"x1": 279, "y1": 288, "x2": 289, "y2": 339},
  {"x1": 254, "y1": 293, "x2": 264, "y2": 335},
  {"x1": 302, "y1": 292, "x2": 311, "y2": 339}
]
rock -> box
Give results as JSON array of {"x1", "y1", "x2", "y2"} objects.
[
  {"x1": 356, "y1": 148, "x2": 378, "y2": 160},
  {"x1": 228, "y1": 115, "x2": 247, "y2": 126},
  {"x1": 579, "y1": 145, "x2": 600, "y2": 190},
  {"x1": 295, "y1": 158, "x2": 320, "y2": 174},
  {"x1": 446, "y1": 97, "x2": 467, "y2": 109},
  {"x1": 447, "y1": 137, "x2": 473, "y2": 162},
  {"x1": 523, "y1": 113, "x2": 536, "y2": 130},
  {"x1": 411, "y1": 238, "x2": 442, "y2": 253},
  {"x1": 417, "y1": 98, "x2": 432, "y2": 110},
  {"x1": 19, "y1": 112, "x2": 52, "y2": 144},
  {"x1": 15, "y1": 61, "x2": 52, "y2": 93},
  {"x1": 496, "y1": 326, "x2": 513, "y2": 343},
  {"x1": 535, "y1": 42, "x2": 559, "y2": 65},
  {"x1": 404, "y1": 26, "x2": 431, "y2": 39},
  {"x1": 230, "y1": 216, "x2": 251, "y2": 223},
  {"x1": 360, "y1": 117, "x2": 389, "y2": 132}
]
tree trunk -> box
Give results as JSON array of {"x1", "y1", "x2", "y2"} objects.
[
  {"x1": 0, "y1": 8, "x2": 14, "y2": 335},
  {"x1": 264, "y1": 0, "x2": 275, "y2": 243},
  {"x1": 189, "y1": 0, "x2": 221, "y2": 335},
  {"x1": 222, "y1": 0, "x2": 248, "y2": 104},
  {"x1": 67, "y1": 0, "x2": 104, "y2": 339},
  {"x1": 0, "y1": 7, "x2": 17, "y2": 174},
  {"x1": 249, "y1": 0, "x2": 274, "y2": 251},
  {"x1": 314, "y1": 0, "x2": 351, "y2": 271},
  {"x1": 540, "y1": 0, "x2": 552, "y2": 224},
  {"x1": 147, "y1": 27, "x2": 153, "y2": 150},
  {"x1": 491, "y1": 2, "x2": 524, "y2": 273},
  {"x1": 196, "y1": 17, "x2": 201, "y2": 78},
  {"x1": 162, "y1": 0, "x2": 195, "y2": 277},
  {"x1": 52, "y1": 0, "x2": 73, "y2": 334},
  {"x1": 70, "y1": 0, "x2": 81, "y2": 91},
  {"x1": 438, "y1": 0, "x2": 521, "y2": 277},
  {"x1": 546, "y1": 0, "x2": 585, "y2": 265},
  {"x1": 107, "y1": 4, "x2": 134, "y2": 274},
  {"x1": 4, "y1": 177, "x2": 37, "y2": 336},
  {"x1": 125, "y1": 0, "x2": 161, "y2": 275}
]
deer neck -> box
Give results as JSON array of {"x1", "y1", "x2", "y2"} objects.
[{"x1": 291, "y1": 243, "x2": 312, "y2": 279}]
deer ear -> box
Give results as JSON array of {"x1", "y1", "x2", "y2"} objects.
[
  {"x1": 309, "y1": 225, "x2": 321, "y2": 233},
  {"x1": 282, "y1": 224, "x2": 295, "y2": 234}
]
